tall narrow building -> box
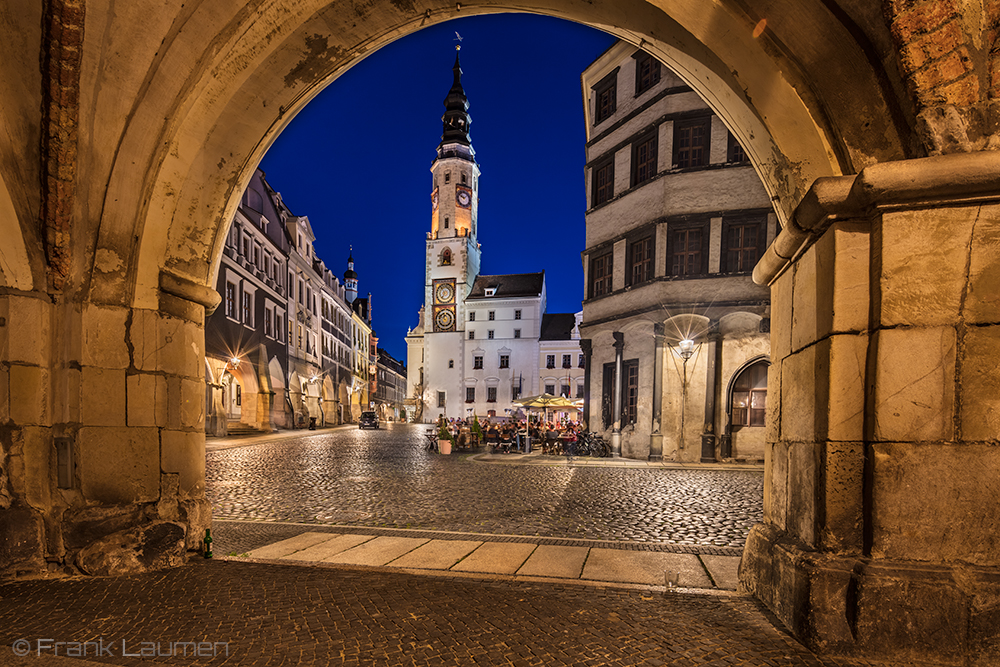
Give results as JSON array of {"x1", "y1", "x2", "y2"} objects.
[{"x1": 406, "y1": 49, "x2": 578, "y2": 424}]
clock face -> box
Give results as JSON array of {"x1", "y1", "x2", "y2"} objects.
[
  {"x1": 456, "y1": 187, "x2": 472, "y2": 208},
  {"x1": 435, "y1": 307, "x2": 455, "y2": 331},
  {"x1": 435, "y1": 282, "x2": 455, "y2": 303}
]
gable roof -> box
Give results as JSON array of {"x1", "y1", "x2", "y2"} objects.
[
  {"x1": 539, "y1": 313, "x2": 577, "y2": 341},
  {"x1": 466, "y1": 272, "x2": 544, "y2": 299}
]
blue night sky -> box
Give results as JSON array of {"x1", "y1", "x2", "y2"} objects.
[{"x1": 260, "y1": 14, "x2": 616, "y2": 361}]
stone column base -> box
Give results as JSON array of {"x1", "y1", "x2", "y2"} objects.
[{"x1": 740, "y1": 523, "x2": 1000, "y2": 666}]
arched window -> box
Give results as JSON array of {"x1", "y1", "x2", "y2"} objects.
[
  {"x1": 441, "y1": 248, "x2": 452, "y2": 266},
  {"x1": 731, "y1": 361, "x2": 768, "y2": 427}
]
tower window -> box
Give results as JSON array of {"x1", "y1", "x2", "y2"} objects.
[
  {"x1": 445, "y1": 173, "x2": 451, "y2": 184},
  {"x1": 461, "y1": 174, "x2": 467, "y2": 184},
  {"x1": 441, "y1": 247, "x2": 452, "y2": 265},
  {"x1": 444, "y1": 217, "x2": 449, "y2": 229},
  {"x1": 438, "y1": 391, "x2": 446, "y2": 408},
  {"x1": 448, "y1": 359, "x2": 454, "y2": 368},
  {"x1": 468, "y1": 330, "x2": 475, "y2": 340}
]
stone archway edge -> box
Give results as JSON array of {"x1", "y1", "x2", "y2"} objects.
[{"x1": 754, "y1": 150, "x2": 1000, "y2": 286}]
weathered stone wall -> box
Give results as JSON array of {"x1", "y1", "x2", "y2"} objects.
[
  {"x1": 0, "y1": 294, "x2": 211, "y2": 578},
  {"x1": 741, "y1": 153, "x2": 1000, "y2": 665}
]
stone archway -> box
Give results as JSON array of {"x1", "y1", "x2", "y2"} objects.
[{"x1": 1, "y1": 1, "x2": 997, "y2": 663}]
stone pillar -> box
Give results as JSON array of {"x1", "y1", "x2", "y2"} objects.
[
  {"x1": 609, "y1": 332, "x2": 624, "y2": 458},
  {"x1": 579, "y1": 338, "x2": 592, "y2": 430},
  {"x1": 648, "y1": 323, "x2": 664, "y2": 461},
  {"x1": 740, "y1": 153, "x2": 1000, "y2": 665},
  {"x1": 0, "y1": 270, "x2": 217, "y2": 578},
  {"x1": 699, "y1": 328, "x2": 719, "y2": 463}
]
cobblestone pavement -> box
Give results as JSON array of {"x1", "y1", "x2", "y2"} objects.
[
  {"x1": 0, "y1": 559, "x2": 896, "y2": 667},
  {"x1": 206, "y1": 424, "x2": 763, "y2": 552}
]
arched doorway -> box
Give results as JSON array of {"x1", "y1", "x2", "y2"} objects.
[{"x1": 1, "y1": 2, "x2": 996, "y2": 662}]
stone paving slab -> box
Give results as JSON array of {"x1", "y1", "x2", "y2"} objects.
[
  {"x1": 516, "y1": 544, "x2": 589, "y2": 579},
  {"x1": 246, "y1": 531, "x2": 334, "y2": 559},
  {"x1": 388, "y1": 539, "x2": 482, "y2": 570},
  {"x1": 323, "y1": 536, "x2": 429, "y2": 566},
  {"x1": 282, "y1": 533, "x2": 374, "y2": 561},
  {"x1": 451, "y1": 541, "x2": 537, "y2": 574},
  {"x1": 702, "y1": 554, "x2": 742, "y2": 591},
  {"x1": 583, "y1": 548, "x2": 713, "y2": 588}
]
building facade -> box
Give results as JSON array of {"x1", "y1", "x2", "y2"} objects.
[
  {"x1": 375, "y1": 349, "x2": 407, "y2": 422},
  {"x1": 205, "y1": 170, "x2": 290, "y2": 434},
  {"x1": 580, "y1": 42, "x2": 776, "y2": 462},
  {"x1": 406, "y1": 50, "x2": 581, "y2": 424}
]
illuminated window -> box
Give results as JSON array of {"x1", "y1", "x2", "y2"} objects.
[{"x1": 732, "y1": 361, "x2": 768, "y2": 427}]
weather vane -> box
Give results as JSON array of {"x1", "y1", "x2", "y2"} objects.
[{"x1": 454, "y1": 31, "x2": 463, "y2": 50}]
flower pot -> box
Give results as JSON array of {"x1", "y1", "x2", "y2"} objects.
[{"x1": 438, "y1": 440, "x2": 452, "y2": 455}]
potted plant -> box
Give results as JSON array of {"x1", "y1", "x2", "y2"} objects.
[
  {"x1": 437, "y1": 422, "x2": 454, "y2": 455},
  {"x1": 472, "y1": 415, "x2": 484, "y2": 446}
]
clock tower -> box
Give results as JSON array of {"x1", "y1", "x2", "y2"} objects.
[{"x1": 422, "y1": 46, "x2": 482, "y2": 418}]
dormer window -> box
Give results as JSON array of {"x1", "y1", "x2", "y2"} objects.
[{"x1": 485, "y1": 287, "x2": 496, "y2": 297}]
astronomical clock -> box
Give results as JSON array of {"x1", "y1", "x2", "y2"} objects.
[{"x1": 432, "y1": 278, "x2": 456, "y2": 332}]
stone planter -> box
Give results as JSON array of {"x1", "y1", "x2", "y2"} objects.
[{"x1": 438, "y1": 440, "x2": 452, "y2": 455}]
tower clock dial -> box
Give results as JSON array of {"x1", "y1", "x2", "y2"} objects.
[
  {"x1": 433, "y1": 305, "x2": 456, "y2": 332},
  {"x1": 455, "y1": 185, "x2": 472, "y2": 208},
  {"x1": 435, "y1": 281, "x2": 455, "y2": 304}
]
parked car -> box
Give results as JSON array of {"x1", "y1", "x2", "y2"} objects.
[{"x1": 358, "y1": 411, "x2": 379, "y2": 429}]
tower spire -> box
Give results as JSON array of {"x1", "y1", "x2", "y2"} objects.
[{"x1": 440, "y1": 45, "x2": 472, "y2": 149}]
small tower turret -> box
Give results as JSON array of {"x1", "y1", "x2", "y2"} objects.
[{"x1": 344, "y1": 248, "x2": 358, "y2": 303}]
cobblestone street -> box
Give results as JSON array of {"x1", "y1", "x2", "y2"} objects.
[{"x1": 206, "y1": 424, "x2": 763, "y2": 554}]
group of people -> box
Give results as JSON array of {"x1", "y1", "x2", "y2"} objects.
[{"x1": 436, "y1": 416, "x2": 585, "y2": 455}]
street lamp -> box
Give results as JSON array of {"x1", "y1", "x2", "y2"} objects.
[{"x1": 676, "y1": 339, "x2": 696, "y2": 451}]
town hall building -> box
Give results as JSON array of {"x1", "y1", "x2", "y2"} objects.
[{"x1": 406, "y1": 49, "x2": 581, "y2": 423}]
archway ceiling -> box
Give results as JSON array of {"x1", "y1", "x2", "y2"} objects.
[{"x1": 0, "y1": 0, "x2": 910, "y2": 301}]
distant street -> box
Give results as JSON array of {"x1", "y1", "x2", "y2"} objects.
[{"x1": 206, "y1": 423, "x2": 763, "y2": 550}]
